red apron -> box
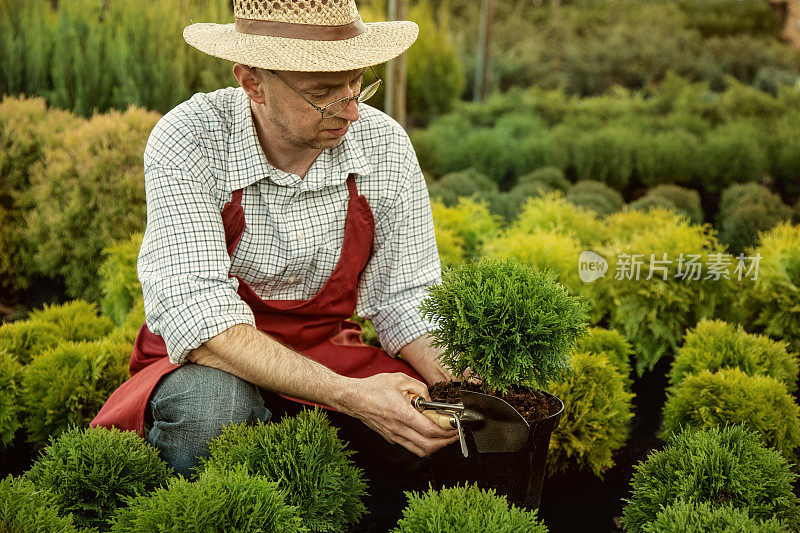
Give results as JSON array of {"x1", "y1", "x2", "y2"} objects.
[{"x1": 91, "y1": 174, "x2": 424, "y2": 436}]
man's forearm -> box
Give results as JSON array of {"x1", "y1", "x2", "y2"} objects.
[{"x1": 187, "y1": 323, "x2": 354, "y2": 413}]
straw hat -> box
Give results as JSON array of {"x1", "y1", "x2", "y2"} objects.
[{"x1": 183, "y1": 0, "x2": 419, "y2": 72}]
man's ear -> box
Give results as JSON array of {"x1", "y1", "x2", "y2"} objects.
[{"x1": 233, "y1": 63, "x2": 267, "y2": 104}]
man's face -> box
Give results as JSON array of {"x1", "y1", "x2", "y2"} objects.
[{"x1": 257, "y1": 68, "x2": 366, "y2": 151}]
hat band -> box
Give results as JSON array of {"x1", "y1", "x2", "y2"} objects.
[{"x1": 235, "y1": 17, "x2": 366, "y2": 41}]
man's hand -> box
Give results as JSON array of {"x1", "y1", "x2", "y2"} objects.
[
  {"x1": 339, "y1": 373, "x2": 459, "y2": 457},
  {"x1": 399, "y1": 334, "x2": 483, "y2": 386}
]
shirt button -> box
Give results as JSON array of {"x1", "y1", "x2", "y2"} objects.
[
  {"x1": 297, "y1": 232, "x2": 305, "y2": 242},
  {"x1": 287, "y1": 276, "x2": 297, "y2": 284}
]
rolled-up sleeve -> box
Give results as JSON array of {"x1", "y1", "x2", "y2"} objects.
[
  {"x1": 356, "y1": 135, "x2": 442, "y2": 357},
  {"x1": 138, "y1": 165, "x2": 255, "y2": 365}
]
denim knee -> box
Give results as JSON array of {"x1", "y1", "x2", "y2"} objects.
[{"x1": 146, "y1": 363, "x2": 271, "y2": 478}]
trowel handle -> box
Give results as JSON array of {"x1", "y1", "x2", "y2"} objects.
[{"x1": 408, "y1": 393, "x2": 456, "y2": 430}]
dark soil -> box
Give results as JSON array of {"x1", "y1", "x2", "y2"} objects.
[{"x1": 428, "y1": 380, "x2": 561, "y2": 423}]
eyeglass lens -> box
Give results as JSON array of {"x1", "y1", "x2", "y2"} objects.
[{"x1": 321, "y1": 79, "x2": 382, "y2": 119}]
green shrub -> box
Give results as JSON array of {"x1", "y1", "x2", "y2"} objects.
[
  {"x1": 769, "y1": 111, "x2": 800, "y2": 197},
  {"x1": 104, "y1": 297, "x2": 145, "y2": 347},
  {"x1": 627, "y1": 195, "x2": 684, "y2": 219},
  {"x1": 464, "y1": 129, "x2": 529, "y2": 189},
  {"x1": 200, "y1": 409, "x2": 368, "y2": 532},
  {"x1": 26, "y1": 426, "x2": 171, "y2": 531},
  {"x1": 717, "y1": 183, "x2": 792, "y2": 254},
  {"x1": 545, "y1": 350, "x2": 634, "y2": 478},
  {"x1": 420, "y1": 258, "x2": 588, "y2": 393},
  {"x1": 513, "y1": 135, "x2": 570, "y2": 182},
  {"x1": 512, "y1": 192, "x2": 607, "y2": 247},
  {"x1": 696, "y1": 121, "x2": 768, "y2": 193},
  {"x1": 642, "y1": 499, "x2": 788, "y2": 533},
  {"x1": 110, "y1": 465, "x2": 307, "y2": 533},
  {"x1": 517, "y1": 167, "x2": 571, "y2": 193},
  {"x1": 669, "y1": 319, "x2": 798, "y2": 393},
  {"x1": 676, "y1": 0, "x2": 782, "y2": 38},
  {"x1": 22, "y1": 106, "x2": 159, "y2": 301},
  {"x1": 696, "y1": 36, "x2": 800, "y2": 91},
  {"x1": 432, "y1": 225, "x2": 464, "y2": 269},
  {"x1": 641, "y1": 185, "x2": 703, "y2": 225},
  {"x1": 661, "y1": 368, "x2": 800, "y2": 462},
  {"x1": 99, "y1": 232, "x2": 143, "y2": 325},
  {"x1": 430, "y1": 197, "x2": 500, "y2": 260},
  {"x1": 0, "y1": 475, "x2": 85, "y2": 533},
  {"x1": 21, "y1": 339, "x2": 130, "y2": 442},
  {"x1": 572, "y1": 127, "x2": 638, "y2": 190},
  {"x1": 574, "y1": 327, "x2": 634, "y2": 391},
  {"x1": 483, "y1": 227, "x2": 606, "y2": 325},
  {"x1": 0, "y1": 318, "x2": 63, "y2": 365},
  {"x1": 27, "y1": 300, "x2": 115, "y2": 344},
  {"x1": 737, "y1": 223, "x2": 800, "y2": 354},
  {"x1": 565, "y1": 180, "x2": 623, "y2": 217},
  {"x1": 430, "y1": 168, "x2": 497, "y2": 207},
  {"x1": 633, "y1": 130, "x2": 699, "y2": 187},
  {"x1": 392, "y1": 482, "x2": 548, "y2": 533},
  {"x1": 621, "y1": 424, "x2": 800, "y2": 532},
  {"x1": 0, "y1": 350, "x2": 22, "y2": 447},
  {"x1": 600, "y1": 209, "x2": 729, "y2": 375},
  {"x1": 410, "y1": 114, "x2": 473, "y2": 177}
]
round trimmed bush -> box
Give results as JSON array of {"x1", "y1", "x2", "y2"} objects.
[
  {"x1": 410, "y1": 114, "x2": 473, "y2": 177},
  {"x1": 27, "y1": 300, "x2": 115, "y2": 345},
  {"x1": 391, "y1": 482, "x2": 548, "y2": 533},
  {"x1": 110, "y1": 465, "x2": 307, "y2": 533},
  {"x1": 0, "y1": 350, "x2": 22, "y2": 448},
  {"x1": 420, "y1": 258, "x2": 589, "y2": 393},
  {"x1": 574, "y1": 327, "x2": 634, "y2": 391},
  {"x1": 669, "y1": 319, "x2": 798, "y2": 392},
  {"x1": 0, "y1": 319, "x2": 62, "y2": 365},
  {"x1": 545, "y1": 350, "x2": 634, "y2": 477},
  {"x1": 640, "y1": 185, "x2": 703, "y2": 225},
  {"x1": 26, "y1": 426, "x2": 172, "y2": 531},
  {"x1": 430, "y1": 197, "x2": 500, "y2": 261},
  {"x1": 464, "y1": 129, "x2": 527, "y2": 189},
  {"x1": 572, "y1": 126, "x2": 637, "y2": 190},
  {"x1": 642, "y1": 499, "x2": 788, "y2": 533},
  {"x1": 21, "y1": 338, "x2": 130, "y2": 442},
  {"x1": 660, "y1": 368, "x2": 800, "y2": 462},
  {"x1": 566, "y1": 180, "x2": 624, "y2": 217},
  {"x1": 200, "y1": 409, "x2": 368, "y2": 532},
  {"x1": 717, "y1": 183, "x2": 792, "y2": 254},
  {"x1": 621, "y1": 424, "x2": 800, "y2": 532},
  {"x1": 633, "y1": 129, "x2": 699, "y2": 187},
  {"x1": 0, "y1": 475, "x2": 85, "y2": 533},
  {"x1": 770, "y1": 111, "x2": 800, "y2": 197},
  {"x1": 512, "y1": 192, "x2": 607, "y2": 246},
  {"x1": 696, "y1": 122, "x2": 768, "y2": 193},
  {"x1": 517, "y1": 167, "x2": 571, "y2": 193}
]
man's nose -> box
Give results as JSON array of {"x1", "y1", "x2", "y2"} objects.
[{"x1": 338, "y1": 97, "x2": 360, "y2": 123}]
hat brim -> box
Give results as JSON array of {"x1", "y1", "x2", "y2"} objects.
[{"x1": 183, "y1": 21, "x2": 418, "y2": 72}]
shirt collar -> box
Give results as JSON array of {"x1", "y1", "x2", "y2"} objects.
[{"x1": 225, "y1": 88, "x2": 372, "y2": 194}]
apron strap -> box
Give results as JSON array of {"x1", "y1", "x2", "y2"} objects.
[{"x1": 346, "y1": 173, "x2": 358, "y2": 199}]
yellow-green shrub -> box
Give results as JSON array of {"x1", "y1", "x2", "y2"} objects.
[
  {"x1": 545, "y1": 350, "x2": 634, "y2": 478},
  {"x1": 574, "y1": 327, "x2": 634, "y2": 391},
  {"x1": 0, "y1": 350, "x2": 22, "y2": 448},
  {"x1": 669, "y1": 319, "x2": 798, "y2": 393},
  {"x1": 511, "y1": 192, "x2": 607, "y2": 247},
  {"x1": 737, "y1": 223, "x2": 800, "y2": 354},
  {"x1": 433, "y1": 226, "x2": 464, "y2": 269},
  {"x1": 600, "y1": 209, "x2": 730, "y2": 375},
  {"x1": 21, "y1": 338, "x2": 130, "y2": 442},
  {"x1": 27, "y1": 300, "x2": 115, "y2": 345},
  {"x1": 0, "y1": 319, "x2": 63, "y2": 365},
  {"x1": 660, "y1": 368, "x2": 800, "y2": 464},
  {"x1": 100, "y1": 232, "x2": 144, "y2": 326},
  {"x1": 22, "y1": 106, "x2": 159, "y2": 301},
  {"x1": 430, "y1": 197, "x2": 500, "y2": 260}
]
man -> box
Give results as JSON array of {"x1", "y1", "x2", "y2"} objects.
[{"x1": 92, "y1": 0, "x2": 473, "y2": 528}]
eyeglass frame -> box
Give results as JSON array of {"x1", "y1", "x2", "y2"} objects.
[{"x1": 265, "y1": 66, "x2": 382, "y2": 119}]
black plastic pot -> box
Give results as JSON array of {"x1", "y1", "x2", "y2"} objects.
[{"x1": 428, "y1": 390, "x2": 564, "y2": 510}]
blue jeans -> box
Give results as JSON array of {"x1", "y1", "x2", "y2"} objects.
[{"x1": 145, "y1": 363, "x2": 432, "y2": 532}]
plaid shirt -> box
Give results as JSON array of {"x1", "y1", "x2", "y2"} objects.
[{"x1": 139, "y1": 86, "x2": 441, "y2": 365}]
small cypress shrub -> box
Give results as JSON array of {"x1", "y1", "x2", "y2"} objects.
[
  {"x1": 410, "y1": 114, "x2": 473, "y2": 177},
  {"x1": 512, "y1": 192, "x2": 607, "y2": 246},
  {"x1": 565, "y1": 180, "x2": 624, "y2": 217},
  {"x1": 642, "y1": 499, "x2": 788, "y2": 533},
  {"x1": 621, "y1": 424, "x2": 800, "y2": 532},
  {"x1": 432, "y1": 225, "x2": 464, "y2": 268},
  {"x1": 419, "y1": 258, "x2": 588, "y2": 393},
  {"x1": 464, "y1": 129, "x2": 528, "y2": 189},
  {"x1": 669, "y1": 319, "x2": 798, "y2": 392},
  {"x1": 717, "y1": 182, "x2": 792, "y2": 254},
  {"x1": 0, "y1": 350, "x2": 22, "y2": 447},
  {"x1": 104, "y1": 297, "x2": 145, "y2": 347},
  {"x1": 574, "y1": 327, "x2": 634, "y2": 391},
  {"x1": 430, "y1": 197, "x2": 500, "y2": 261},
  {"x1": 633, "y1": 129, "x2": 699, "y2": 187},
  {"x1": 99, "y1": 232, "x2": 143, "y2": 326},
  {"x1": 660, "y1": 368, "x2": 800, "y2": 462},
  {"x1": 200, "y1": 409, "x2": 368, "y2": 532},
  {"x1": 639, "y1": 185, "x2": 704, "y2": 225},
  {"x1": 737, "y1": 223, "x2": 800, "y2": 354},
  {"x1": 770, "y1": 111, "x2": 800, "y2": 197},
  {"x1": 545, "y1": 350, "x2": 634, "y2": 477},
  {"x1": 0, "y1": 318, "x2": 63, "y2": 364},
  {"x1": 696, "y1": 121, "x2": 768, "y2": 193},
  {"x1": 627, "y1": 195, "x2": 684, "y2": 219},
  {"x1": 27, "y1": 300, "x2": 115, "y2": 344},
  {"x1": 513, "y1": 135, "x2": 570, "y2": 181},
  {"x1": 21, "y1": 338, "x2": 130, "y2": 442},
  {"x1": 26, "y1": 426, "x2": 172, "y2": 531},
  {"x1": 0, "y1": 475, "x2": 85, "y2": 533},
  {"x1": 110, "y1": 465, "x2": 307, "y2": 533},
  {"x1": 391, "y1": 482, "x2": 548, "y2": 533},
  {"x1": 572, "y1": 126, "x2": 637, "y2": 190},
  {"x1": 517, "y1": 167, "x2": 571, "y2": 193}
]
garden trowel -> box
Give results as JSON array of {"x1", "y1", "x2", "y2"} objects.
[{"x1": 408, "y1": 391, "x2": 530, "y2": 458}]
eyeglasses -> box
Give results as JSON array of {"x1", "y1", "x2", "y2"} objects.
[{"x1": 266, "y1": 67, "x2": 382, "y2": 119}]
